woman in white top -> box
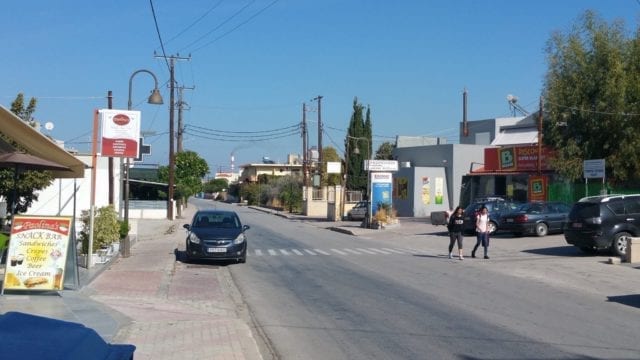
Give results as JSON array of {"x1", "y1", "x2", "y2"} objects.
[{"x1": 472, "y1": 205, "x2": 490, "y2": 259}]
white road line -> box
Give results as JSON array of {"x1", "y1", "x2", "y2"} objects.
[
  {"x1": 268, "y1": 249, "x2": 278, "y2": 256},
  {"x1": 255, "y1": 249, "x2": 263, "y2": 256},
  {"x1": 355, "y1": 248, "x2": 378, "y2": 254},
  {"x1": 314, "y1": 249, "x2": 331, "y2": 255},
  {"x1": 280, "y1": 249, "x2": 291, "y2": 255},
  {"x1": 291, "y1": 249, "x2": 304, "y2": 255},
  {"x1": 330, "y1": 248, "x2": 348, "y2": 255},
  {"x1": 304, "y1": 249, "x2": 318, "y2": 255},
  {"x1": 397, "y1": 247, "x2": 421, "y2": 254},
  {"x1": 368, "y1": 248, "x2": 391, "y2": 254},
  {"x1": 344, "y1": 248, "x2": 362, "y2": 255},
  {"x1": 381, "y1": 248, "x2": 407, "y2": 254}
]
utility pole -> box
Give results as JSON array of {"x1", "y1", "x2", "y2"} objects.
[
  {"x1": 107, "y1": 90, "x2": 114, "y2": 205},
  {"x1": 302, "y1": 103, "x2": 308, "y2": 187},
  {"x1": 537, "y1": 96, "x2": 544, "y2": 175},
  {"x1": 313, "y1": 95, "x2": 323, "y2": 183},
  {"x1": 176, "y1": 84, "x2": 195, "y2": 152},
  {"x1": 155, "y1": 53, "x2": 190, "y2": 219}
]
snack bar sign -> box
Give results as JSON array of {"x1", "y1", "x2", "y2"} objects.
[
  {"x1": 2, "y1": 216, "x2": 72, "y2": 292},
  {"x1": 100, "y1": 109, "x2": 141, "y2": 158}
]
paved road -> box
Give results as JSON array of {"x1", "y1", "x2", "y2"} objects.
[{"x1": 231, "y1": 204, "x2": 640, "y2": 359}]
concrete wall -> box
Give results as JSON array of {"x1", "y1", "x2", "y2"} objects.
[
  {"x1": 302, "y1": 186, "x2": 328, "y2": 217},
  {"x1": 394, "y1": 167, "x2": 451, "y2": 217},
  {"x1": 393, "y1": 144, "x2": 486, "y2": 213},
  {"x1": 25, "y1": 154, "x2": 120, "y2": 231}
]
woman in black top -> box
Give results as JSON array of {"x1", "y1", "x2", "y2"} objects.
[{"x1": 447, "y1": 206, "x2": 465, "y2": 260}]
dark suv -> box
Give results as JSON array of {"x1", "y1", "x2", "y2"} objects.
[
  {"x1": 463, "y1": 197, "x2": 521, "y2": 235},
  {"x1": 564, "y1": 194, "x2": 640, "y2": 257}
]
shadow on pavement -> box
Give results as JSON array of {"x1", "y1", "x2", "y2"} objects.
[
  {"x1": 172, "y1": 248, "x2": 235, "y2": 267},
  {"x1": 607, "y1": 294, "x2": 640, "y2": 309},
  {"x1": 523, "y1": 246, "x2": 587, "y2": 257}
]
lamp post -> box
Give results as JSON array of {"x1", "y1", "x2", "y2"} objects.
[
  {"x1": 345, "y1": 135, "x2": 371, "y2": 226},
  {"x1": 124, "y1": 69, "x2": 163, "y2": 257}
]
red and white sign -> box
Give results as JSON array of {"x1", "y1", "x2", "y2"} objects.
[{"x1": 99, "y1": 109, "x2": 141, "y2": 158}]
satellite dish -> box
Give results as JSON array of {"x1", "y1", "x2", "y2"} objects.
[
  {"x1": 506, "y1": 94, "x2": 517, "y2": 103},
  {"x1": 45, "y1": 122, "x2": 54, "y2": 131}
]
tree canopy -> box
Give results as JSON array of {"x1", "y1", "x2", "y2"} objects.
[
  {"x1": 345, "y1": 98, "x2": 372, "y2": 192},
  {"x1": 543, "y1": 10, "x2": 640, "y2": 184},
  {"x1": 375, "y1": 141, "x2": 395, "y2": 160},
  {"x1": 0, "y1": 94, "x2": 53, "y2": 215}
]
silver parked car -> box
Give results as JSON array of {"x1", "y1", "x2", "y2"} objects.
[{"x1": 347, "y1": 201, "x2": 369, "y2": 220}]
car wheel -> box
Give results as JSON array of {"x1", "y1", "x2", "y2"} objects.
[
  {"x1": 487, "y1": 221, "x2": 497, "y2": 235},
  {"x1": 535, "y1": 223, "x2": 548, "y2": 237},
  {"x1": 611, "y1": 232, "x2": 630, "y2": 257}
]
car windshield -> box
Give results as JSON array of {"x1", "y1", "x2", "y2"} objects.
[{"x1": 194, "y1": 214, "x2": 240, "y2": 229}]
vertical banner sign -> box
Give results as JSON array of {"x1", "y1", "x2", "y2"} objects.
[
  {"x1": 435, "y1": 177, "x2": 444, "y2": 205},
  {"x1": 370, "y1": 172, "x2": 393, "y2": 215},
  {"x1": 99, "y1": 109, "x2": 141, "y2": 158},
  {"x1": 3, "y1": 216, "x2": 72, "y2": 291},
  {"x1": 528, "y1": 176, "x2": 547, "y2": 201},
  {"x1": 421, "y1": 177, "x2": 431, "y2": 205}
]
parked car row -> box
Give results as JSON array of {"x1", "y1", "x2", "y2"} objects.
[{"x1": 460, "y1": 193, "x2": 640, "y2": 257}]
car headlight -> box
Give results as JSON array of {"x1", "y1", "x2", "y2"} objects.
[
  {"x1": 188, "y1": 233, "x2": 201, "y2": 244},
  {"x1": 234, "y1": 233, "x2": 246, "y2": 245}
]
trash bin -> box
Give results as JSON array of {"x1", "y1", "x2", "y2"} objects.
[{"x1": 0, "y1": 311, "x2": 135, "y2": 360}]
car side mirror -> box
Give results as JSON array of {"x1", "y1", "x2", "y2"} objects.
[
  {"x1": 183, "y1": 224, "x2": 190, "y2": 230},
  {"x1": 243, "y1": 225, "x2": 250, "y2": 231}
]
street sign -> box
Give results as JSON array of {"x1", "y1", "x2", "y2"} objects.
[
  {"x1": 365, "y1": 160, "x2": 398, "y2": 171},
  {"x1": 583, "y1": 159, "x2": 605, "y2": 179}
]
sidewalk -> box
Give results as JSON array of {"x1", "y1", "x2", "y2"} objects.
[{"x1": 0, "y1": 205, "x2": 263, "y2": 360}]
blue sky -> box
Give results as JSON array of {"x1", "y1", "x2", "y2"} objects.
[{"x1": 2, "y1": 1, "x2": 638, "y2": 175}]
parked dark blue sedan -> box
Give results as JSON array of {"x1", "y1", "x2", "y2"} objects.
[
  {"x1": 499, "y1": 201, "x2": 571, "y2": 237},
  {"x1": 183, "y1": 210, "x2": 250, "y2": 263}
]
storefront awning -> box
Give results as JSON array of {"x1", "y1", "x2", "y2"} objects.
[
  {"x1": 491, "y1": 128, "x2": 538, "y2": 146},
  {"x1": 0, "y1": 105, "x2": 85, "y2": 178}
]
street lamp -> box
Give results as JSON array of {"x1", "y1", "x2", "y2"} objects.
[
  {"x1": 124, "y1": 69, "x2": 163, "y2": 257},
  {"x1": 344, "y1": 135, "x2": 371, "y2": 226}
]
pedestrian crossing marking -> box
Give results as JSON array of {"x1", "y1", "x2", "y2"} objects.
[
  {"x1": 344, "y1": 249, "x2": 362, "y2": 255},
  {"x1": 367, "y1": 248, "x2": 391, "y2": 254},
  {"x1": 381, "y1": 248, "x2": 406, "y2": 254},
  {"x1": 355, "y1": 248, "x2": 377, "y2": 254},
  {"x1": 249, "y1": 247, "x2": 419, "y2": 257}
]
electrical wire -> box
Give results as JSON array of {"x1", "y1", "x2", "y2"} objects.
[
  {"x1": 186, "y1": 122, "x2": 299, "y2": 134},
  {"x1": 180, "y1": 0, "x2": 257, "y2": 53},
  {"x1": 190, "y1": 0, "x2": 280, "y2": 54},
  {"x1": 184, "y1": 126, "x2": 299, "y2": 139},
  {"x1": 162, "y1": 0, "x2": 227, "y2": 48},
  {"x1": 183, "y1": 129, "x2": 298, "y2": 142},
  {"x1": 545, "y1": 99, "x2": 640, "y2": 117},
  {"x1": 149, "y1": 0, "x2": 170, "y2": 72}
]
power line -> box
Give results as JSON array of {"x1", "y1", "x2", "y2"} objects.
[
  {"x1": 149, "y1": 0, "x2": 170, "y2": 72},
  {"x1": 545, "y1": 99, "x2": 640, "y2": 117},
  {"x1": 190, "y1": 0, "x2": 280, "y2": 53},
  {"x1": 187, "y1": 122, "x2": 299, "y2": 134},
  {"x1": 183, "y1": 129, "x2": 298, "y2": 142},
  {"x1": 180, "y1": 0, "x2": 257, "y2": 53},
  {"x1": 162, "y1": 0, "x2": 227, "y2": 48}
]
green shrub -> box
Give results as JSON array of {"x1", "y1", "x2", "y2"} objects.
[{"x1": 80, "y1": 205, "x2": 120, "y2": 253}]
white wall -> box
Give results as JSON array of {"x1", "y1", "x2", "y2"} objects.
[{"x1": 25, "y1": 154, "x2": 121, "y2": 229}]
